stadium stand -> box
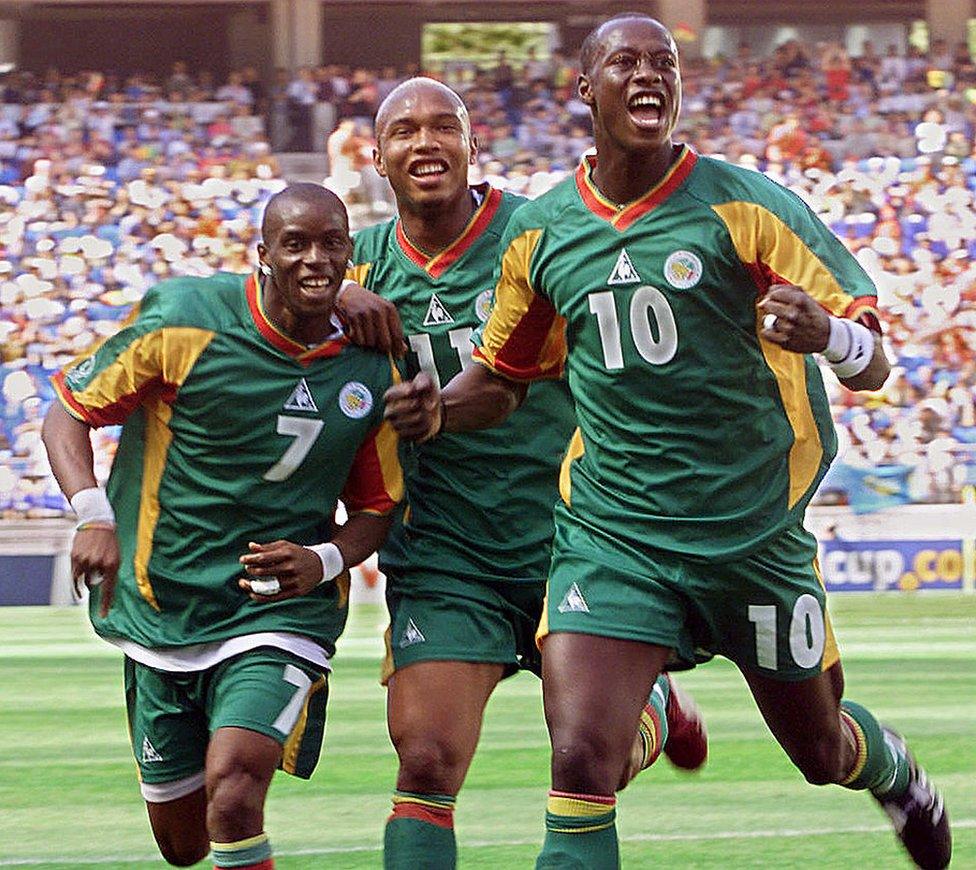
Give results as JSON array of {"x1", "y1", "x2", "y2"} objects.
[{"x1": 1, "y1": 43, "x2": 975, "y2": 519}]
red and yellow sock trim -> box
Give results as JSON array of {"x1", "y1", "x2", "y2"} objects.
[
  {"x1": 839, "y1": 710, "x2": 869, "y2": 786},
  {"x1": 639, "y1": 704, "x2": 663, "y2": 770},
  {"x1": 546, "y1": 791, "x2": 616, "y2": 834},
  {"x1": 210, "y1": 831, "x2": 274, "y2": 869},
  {"x1": 389, "y1": 792, "x2": 455, "y2": 830}
]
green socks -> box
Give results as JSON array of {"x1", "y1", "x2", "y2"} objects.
[
  {"x1": 536, "y1": 791, "x2": 619, "y2": 869},
  {"x1": 384, "y1": 790, "x2": 457, "y2": 870}
]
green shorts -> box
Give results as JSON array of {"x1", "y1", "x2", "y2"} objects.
[
  {"x1": 543, "y1": 514, "x2": 839, "y2": 681},
  {"x1": 124, "y1": 647, "x2": 329, "y2": 801},
  {"x1": 383, "y1": 570, "x2": 545, "y2": 682}
]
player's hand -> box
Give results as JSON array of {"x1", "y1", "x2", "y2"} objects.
[
  {"x1": 383, "y1": 371, "x2": 442, "y2": 442},
  {"x1": 71, "y1": 526, "x2": 121, "y2": 618},
  {"x1": 238, "y1": 540, "x2": 324, "y2": 602},
  {"x1": 757, "y1": 285, "x2": 830, "y2": 354},
  {"x1": 335, "y1": 280, "x2": 407, "y2": 357}
]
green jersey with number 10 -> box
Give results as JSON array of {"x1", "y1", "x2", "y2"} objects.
[{"x1": 476, "y1": 148, "x2": 880, "y2": 560}]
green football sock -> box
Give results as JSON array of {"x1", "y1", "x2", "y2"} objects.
[
  {"x1": 536, "y1": 791, "x2": 619, "y2": 869},
  {"x1": 839, "y1": 700, "x2": 910, "y2": 797},
  {"x1": 383, "y1": 790, "x2": 457, "y2": 870}
]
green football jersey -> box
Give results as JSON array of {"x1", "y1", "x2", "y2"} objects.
[
  {"x1": 351, "y1": 185, "x2": 576, "y2": 584},
  {"x1": 53, "y1": 271, "x2": 403, "y2": 653},
  {"x1": 476, "y1": 148, "x2": 880, "y2": 559}
]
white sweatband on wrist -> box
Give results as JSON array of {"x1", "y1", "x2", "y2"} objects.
[
  {"x1": 70, "y1": 486, "x2": 116, "y2": 528},
  {"x1": 336, "y1": 279, "x2": 356, "y2": 303},
  {"x1": 823, "y1": 317, "x2": 874, "y2": 379},
  {"x1": 305, "y1": 542, "x2": 344, "y2": 586}
]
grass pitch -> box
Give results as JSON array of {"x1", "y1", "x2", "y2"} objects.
[{"x1": 1, "y1": 595, "x2": 973, "y2": 868}]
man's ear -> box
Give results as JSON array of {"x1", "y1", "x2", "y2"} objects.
[
  {"x1": 578, "y1": 73, "x2": 594, "y2": 107},
  {"x1": 468, "y1": 133, "x2": 478, "y2": 165},
  {"x1": 373, "y1": 146, "x2": 387, "y2": 178}
]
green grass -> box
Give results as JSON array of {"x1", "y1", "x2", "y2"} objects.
[{"x1": 1, "y1": 595, "x2": 973, "y2": 868}]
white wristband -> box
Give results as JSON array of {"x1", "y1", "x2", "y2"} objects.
[
  {"x1": 70, "y1": 487, "x2": 116, "y2": 528},
  {"x1": 305, "y1": 542, "x2": 344, "y2": 586},
  {"x1": 824, "y1": 317, "x2": 874, "y2": 379},
  {"x1": 822, "y1": 315, "x2": 852, "y2": 363}
]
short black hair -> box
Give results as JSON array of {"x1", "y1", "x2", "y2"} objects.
[{"x1": 261, "y1": 183, "x2": 346, "y2": 240}]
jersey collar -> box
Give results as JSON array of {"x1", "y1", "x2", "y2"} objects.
[
  {"x1": 575, "y1": 145, "x2": 697, "y2": 231},
  {"x1": 395, "y1": 183, "x2": 503, "y2": 279},
  {"x1": 245, "y1": 272, "x2": 348, "y2": 364}
]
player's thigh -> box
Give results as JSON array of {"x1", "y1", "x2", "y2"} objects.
[
  {"x1": 206, "y1": 648, "x2": 330, "y2": 781},
  {"x1": 543, "y1": 514, "x2": 696, "y2": 664},
  {"x1": 694, "y1": 523, "x2": 841, "y2": 681},
  {"x1": 125, "y1": 657, "x2": 209, "y2": 801},
  {"x1": 387, "y1": 659, "x2": 505, "y2": 762},
  {"x1": 384, "y1": 573, "x2": 543, "y2": 679},
  {"x1": 125, "y1": 658, "x2": 210, "y2": 856}
]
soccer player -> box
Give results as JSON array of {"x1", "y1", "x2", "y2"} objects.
[
  {"x1": 41, "y1": 184, "x2": 403, "y2": 870},
  {"x1": 384, "y1": 17, "x2": 952, "y2": 870},
  {"x1": 336, "y1": 77, "x2": 706, "y2": 869}
]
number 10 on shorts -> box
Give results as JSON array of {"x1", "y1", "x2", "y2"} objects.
[{"x1": 748, "y1": 595, "x2": 826, "y2": 671}]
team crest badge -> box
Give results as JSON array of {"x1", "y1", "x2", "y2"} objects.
[
  {"x1": 338, "y1": 381, "x2": 373, "y2": 419},
  {"x1": 664, "y1": 250, "x2": 703, "y2": 289},
  {"x1": 64, "y1": 356, "x2": 95, "y2": 389},
  {"x1": 474, "y1": 289, "x2": 493, "y2": 322},
  {"x1": 284, "y1": 378, "x2": 319, "y2": 412}
]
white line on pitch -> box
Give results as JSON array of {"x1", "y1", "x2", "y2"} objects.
[{"x1": 1, "y1": 819, "x2": 972, "y2": 865}]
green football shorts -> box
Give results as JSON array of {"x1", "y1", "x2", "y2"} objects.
[
  {"x1": 124, "y1": 647, "x2": 329, "y2": 801},
  {"x1": 541, "y1": 513, "x2": 840, "y2": 681},
  {"x1": 382, "y1": 570, "x2": 545, "y2": 682}
]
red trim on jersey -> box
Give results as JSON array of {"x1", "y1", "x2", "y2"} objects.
[
  {"x1": 575, "y1": 147, "x2": 697, "y2": 232},
  {"x1": 481, "y1": 295, "x2": 563, "y2": 380},
  {"x1": 394, "y1": 184, "x2": 502, "y2": 278},
  {"x1": 52, "y1": 369, "x2": 178, "y2": 428},
  {"x1": 388, "y1": 802, "x2": 454, "y2": 830},
  {"x1": 246, "y1": 272, "x2": 348, "y2": 364},
  {"x1": 341, "y1": 425, "x2": 399, "y2": 515},
  {"x1": 845, "y1": 295, "x2": 882, "y2": 333}
]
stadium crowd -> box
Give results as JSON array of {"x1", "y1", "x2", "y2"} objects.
[{"x1": 1, "y1": 38, "x2": 975, "y2": 516}]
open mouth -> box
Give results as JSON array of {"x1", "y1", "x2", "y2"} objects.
[
  {"x1": 408, "y1": 159, "x2": 450, "y2": 184},
  {"x1": 627, "y1": 92, "x2": 665, "y2": 129},
  {"x1": 297, "y1": 276, "x2": 336, "y2": 298}
]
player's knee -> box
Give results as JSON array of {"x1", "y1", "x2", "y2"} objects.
[
  {"x1": 206, "y1": 763, "x2": 267, "y2": 833},
  {"x1": 155, "y1": 833, "x2": 208, "y2": 867},
  {"x1": 794, "y1": 731, "x2": 848, "y2": 785},
  {"x1": 395, "y1": 735, "x2": 466, "y2": 793},
  {"x1": 550, "y1": 728, "x2": 622, "y2": 791}
]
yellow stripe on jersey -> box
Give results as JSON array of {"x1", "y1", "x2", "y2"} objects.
[
  {"x1": 813, "y1": 556, "x2": 841, "y2": 671},
  {"x1": 535, "y1": 587, "x2": 550, "y2": 647},
  {"x1": 281, "y1": 674, "x2": 328, "y2": 775},
  {"x1": 711, "y1": 201, "x2": 857, "y2": 316},
  {"x1": 558, "y1": 428, "x2": 585, "y2": 507},
  {"x1": 345, "y1": 262, "x2": 372, "y2": 287},
  {"x1": 477, "y1": 229, "x2": 567, "y2": 381},
  {"x1": 126, "y1": 330, "x2": 214, "y2": 610},
  {"x1": 62, "y1": 327, "x2": 215, "y2": 427},
  {"x1": 756, "y1": 338, "x2": 823, "y2": 509},
  {"x1": 374, "y1": 419, "x2": 404, "y2": 506}
]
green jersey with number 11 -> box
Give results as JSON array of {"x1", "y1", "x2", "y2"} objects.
[{"x1": 351, "y1": 185, "x2": 576, "y2": 586}]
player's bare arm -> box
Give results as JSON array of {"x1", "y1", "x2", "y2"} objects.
[
  {"x1": 758, "y1": 284, "x2": 890, "y2": 392},
  {"x1": 335, "y1": 280, "x2": 408, "y2": 356},
  {"x1": 383, "y1": 366, "x2": 526, "y2": 442},
  {"x1": 239, "y1": 511, "x2": 394, "y2": 602},
  {"x1": 41, "y1": 402, "x2": 120, "y2": 617}
]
